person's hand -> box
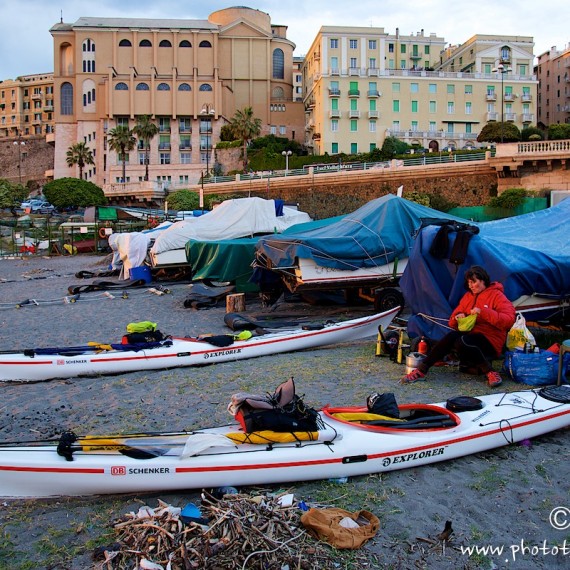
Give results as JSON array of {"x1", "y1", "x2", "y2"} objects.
[
  {"x1": 455, "y1": 313, "x2": 466, "y2": 320},
  {"x1": 470, "y1": 308, "x2": 481, "y2": 315}
]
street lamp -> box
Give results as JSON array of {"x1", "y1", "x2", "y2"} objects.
[
  {"x1": 200, "y1": 104, "x2": 215, "y2": 176},
  {"x1": 491, "y1": 62, "x2": 512, "y2": 143},
  {"x1": 13, "y1": 131, "x2": 26, "y2": 184},
  {"x1": 282, "y1": 150, "x2": 292, "y2": 174}
]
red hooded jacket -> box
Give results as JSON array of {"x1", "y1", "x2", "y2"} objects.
[{"x1": 448, "y1": 282, "x2": 516, "y2": 357}]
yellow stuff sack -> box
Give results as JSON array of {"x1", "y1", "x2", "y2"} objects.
[
  {"x1": 126, "y1": 321, "x2": 157, "y2": 333},
  {"x1": 457, "y1": 314, "x2": 477, "y2": 332}
]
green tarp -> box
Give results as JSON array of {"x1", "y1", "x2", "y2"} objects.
[{"x1": 186, "y1": 238, "x2": 260, "y2": 293}]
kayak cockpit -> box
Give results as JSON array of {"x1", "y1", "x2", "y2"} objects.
[{"x1": 323, "y1": 403, "x2": 461, "y2": 433}]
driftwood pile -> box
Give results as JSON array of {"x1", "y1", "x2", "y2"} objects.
[{"x1": 93, "y1": 491, "x2": 364, "y2": 569}]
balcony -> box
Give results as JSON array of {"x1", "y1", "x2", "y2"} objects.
[
  {"x1": 330, "y1": 68, "x2": 340, "y2": 76},
  {"x1": 367, "y1": 89, "x2": 380, "y2": 97},
  {"x1": 521, "y1": 93, "x2": 532, "y2": 102},
  {"x1": 487, "y1": 112, "x2": 499, "y2": 121},
  {"x1": 158, "y1": 143, "x2": 171, "y2": 150},
  {"x1": 329, "y1": 109, "x2": 341, "y2": 118},
  {"x1": 521, "y1": 113, "x2": 535, "y2": 122},
  {"x1": 349, "y1": 110, "x2": 361, "y2": 118},
  {"x1": 159, "y1": 127, "x2": 171, "y2": 133},
  {"x1": 348, "y1": 67, "x2": 360, "y2": 76},
  {"x1": 312, "y1": 132, "x2": 321, "y2": 140},
  {"x1": 486, "y1": 92, "x2": 497, "y2": 101},
  {"x1": 410, "y1": 53, "x2": 423, "y2": 60},
  {"x1": 504, "y1": 93, "x2": 516, "y2": 102},
  {"x1": 367, "y1": 68, "x2": 379, "y2": 76},
  {"x1": 31, "y1": 93, "x2": 42, "y2": 100},
  {"x1": 505, "y1": 112, "x2": 517, "y2": 122},
  {"x1": 348, "y1": 89, "x2": 360, "y2": 97},
  {"x1": 328, "y1": 88, "x2": 341, "y2": 96},
  {"x1": 43, "y1": 105, "x2": 54, "y2": 112},
  {"x1": 368, "y1": 110, "x2": 379, "y2": 118}
]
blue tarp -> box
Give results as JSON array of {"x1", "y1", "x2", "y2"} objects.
[
  {"x1": 255, "y1": 195, "x2": 466, "y2": 271},
  {"x1": 401, "y1": 199, "x2": 570, "y2": 341}
]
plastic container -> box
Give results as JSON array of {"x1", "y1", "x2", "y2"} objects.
[
  {"x1": 129, "y1": 265, "x2": 152, "y2": 283},
  {"x1": 405, "y1": 352, "x2": 425, "y2": 375}
]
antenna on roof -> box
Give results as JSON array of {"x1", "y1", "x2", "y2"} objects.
[{"x1": 60, "y1": 10, "x2": 63, "y2": 23}]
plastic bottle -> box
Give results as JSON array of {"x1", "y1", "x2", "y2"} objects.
[
  {"x1": 396, "y1": 329, "x2": 404, "y2": 364},
  {"x1": 328, "y1": 477, "x2": 349, "y2": 484},
  {"x1": 418, "y1": 337, "x2": 428, "y2": 356}
]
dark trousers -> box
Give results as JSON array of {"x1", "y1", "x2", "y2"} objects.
[{"x1": 419, "y1": 331, "x2": 496, "y2": 374}]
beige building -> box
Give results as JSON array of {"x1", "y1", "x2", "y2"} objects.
[
  {"x1": 49, "y1": 7, "x2": 304, "y2": 190},
  {"x1": 535, "y1": 44, "x2": 570, "y2": 127},
  {"x1": 0, "y1": 73, "x2": 55, "y2": 139},
  {"x1": 303, "y1": 28, "x2": 537, "y2": 154}
]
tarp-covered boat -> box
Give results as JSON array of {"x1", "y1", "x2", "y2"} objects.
[
  {"x1": 401, "y1": 199, "x2": 570, "y2": 340},
  {"x1": 0, "y1": 308, "x2": 398, "y2": 382},
  {"x1": 150, "y1": 198, "x2": 311, "y2": 268},
  {"x1": 1, "y1": 385, "x2": 569, "y2": 498},
  {"x1": 253, "y1": 195, "x2": 466, "y2": 302}
]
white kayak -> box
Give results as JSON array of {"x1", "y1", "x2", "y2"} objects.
[
  {"x1": 1, "y1": 385, "x2": 569, "y2": 498},
  {"x1": 0, "y1": 308, "x2": 399, "y2": 382}
]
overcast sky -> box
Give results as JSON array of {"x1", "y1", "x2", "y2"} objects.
[{"x1": 1, "y1": 0, "x2": 568, "y2": 79}]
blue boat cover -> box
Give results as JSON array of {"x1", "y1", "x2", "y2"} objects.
[
  {"x1": 401, "y1": 199, "x2": 570, "y2": 341},
  {"x1": 255, "y1": 195, "x2": 465, "y2": 271}
]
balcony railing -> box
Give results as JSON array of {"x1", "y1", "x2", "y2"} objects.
[
  {"x1": 368, "y1": 68, "x2": 379, "y2": 76},
  {"x1": 349, "y1": 67, "x2": 360, "y2": 76},
  {"x1": 367, "y1": 89, "x2": 380, "y2": 97},
  {"x1": 487, "y1": 112, "x2": 499, "y2": 121},
  {"x1": 521, "y1": 113, "x2": 535, "y2": 122},
  {"x1": 368, "y1": 110, "x2": 379, "y2": 118},
  {"x1": 521, "y1": 93, "x2": 532, "y2": 102},
  {"x1": 158, "y1": 143, "x2": 171, "y2": 150},
  {"x1": 328, "y1": 88, "x2": 341, "y2": 96},
  {"x1": 505, "y1": 113, "x2": 517, "y2": 122},
  {"x1": 504, "y1": 93, "x2": 516, "y2": 102},
  {"x1": 349, "y1": 110, "x2": 361, "y2": 118},
  {"x1": 410, "y1": 53, "x2": 423, "y2": 60},
  {"x1": 330, "y1": 68, "x2": 340, "y2": 76},
  {"x1": 329, "y1": 109, "x2": 341, "y2": 118},
  {"x1": 486, "y1": 92, "x2": 497, "y2": 101},
  {"x1": 348, "y1": 89, "x2": 360, "y2": 97}
]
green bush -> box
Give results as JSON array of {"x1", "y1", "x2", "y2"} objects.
[
  {"x1": 487, "y1": 188, "x2": 527, "y2": 209},
  {"x1": 43, "y1": 178, "x2": 107, "y2": 208}
]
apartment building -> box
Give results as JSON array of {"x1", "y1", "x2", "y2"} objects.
[
  {"x1": 535, "y1": 44, "x2": 570, "y2": 127},
  {"x1": 303, "y1": 27, "x2": 537, "y2": 154},
  {"x1": 0, "y1": 73, "x2": 55, "y2": 139},
  {"x1": 49, "y1": 7, "x2": 304, "y2": 188}
]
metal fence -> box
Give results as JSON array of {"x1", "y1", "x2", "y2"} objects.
[{"x1": 0, "y1": 218, "x2": 147, "y2": 257}]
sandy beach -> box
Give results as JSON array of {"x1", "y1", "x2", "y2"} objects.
[{"x1": 0, "y1": 254, "x2": 569, "y2": 570}]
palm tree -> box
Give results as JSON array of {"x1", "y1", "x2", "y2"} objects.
[
  {"x1": 229, "y1": 107, "x2": 262, "y2": 171},
  {"x1": 66, "y1": 142, "x2": 94, "y2": 180},
  {"x1": 107, "y1": 125, "x2": 136, "y2": 183},
  {"x1": 132, "y1": 115, "x2": 159, "y2": 181}
]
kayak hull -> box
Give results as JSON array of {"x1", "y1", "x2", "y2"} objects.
[
  {"x1": 1, "y1": 388, "x2": 569, "y2": 498},
  {"x1": 0, "y1": 308, "x2": 398, "y2": 382}
]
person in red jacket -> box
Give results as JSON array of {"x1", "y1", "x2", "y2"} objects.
[{"x1": 401, "y1": 265, "x2": 516, "y2": 387}]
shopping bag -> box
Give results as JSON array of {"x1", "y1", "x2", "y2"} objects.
[
  {"x1": 503, "y1": 349, "x2": 570, "y2": 386},
  {"x1": 506, "y1": 313, "x2": 536, "y2": 351}
]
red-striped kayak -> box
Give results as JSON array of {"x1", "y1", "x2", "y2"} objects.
[
  {"x1": 1, "y1": 385, "x2": 568, "y2": 498},
  {"x1": 0, "y1": 308, "x2": 398, "y2": 382}
]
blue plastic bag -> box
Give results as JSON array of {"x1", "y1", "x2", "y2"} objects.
[{"x1": 503, "y1": 349, "x2": 570, "y2": 386}]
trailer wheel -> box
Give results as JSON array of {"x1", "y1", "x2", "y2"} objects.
[{"x1": 374, "y1": 288, "x2": 405, "y2": 314}]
